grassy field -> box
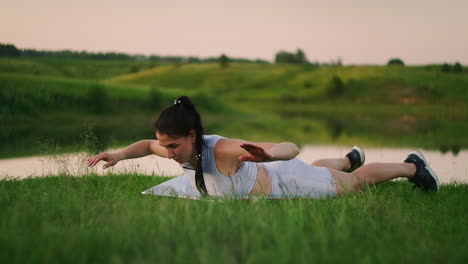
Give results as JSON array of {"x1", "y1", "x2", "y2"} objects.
[{"x1": 1, "y1": 174, "x2": 467, "y2": 263}]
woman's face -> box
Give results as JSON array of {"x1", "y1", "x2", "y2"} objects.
[{"x1": 156, "y1": 130, "x2": 196, "y2": 164}]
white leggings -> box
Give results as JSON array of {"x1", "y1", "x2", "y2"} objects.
[{"x1": 263, "y1": 159, "x2": 337, "y2": 198}]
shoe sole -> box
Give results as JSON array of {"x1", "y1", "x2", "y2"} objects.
[
  {"x1": 352, "y1": 146, "x2": 365, "y2": 166},
  {"x1": 409, "y1": 151, "x2": 440, "y2": 191}
]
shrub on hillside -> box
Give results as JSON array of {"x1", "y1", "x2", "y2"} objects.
[
  {"x1": 387, "y1": 58, "x2": 405, "y2": 66},
  {"x1": 219, "y1": 54, "x2": 229, "y2": 68},
  {"x1": 453, "y1": 62, "x2": 463, "y2": 73},
  {"x1": 295, "y1": 49, "x2": 308, "y2": 64},
  {"x1": 326, "y1": 76, "x2": 345, "y2": 99},
  {"x1": 275, "y1": 49, "x2": 309, "y2": 64},
  {"x1": 0, "y1": 43, "x2": 20, "y2": 57},
  {"x1": 130, "y1": 65, "x2": 140, "y2": 73},
  {"x1": 441, "y1": 63, "x2": 451, "y2": 72}
]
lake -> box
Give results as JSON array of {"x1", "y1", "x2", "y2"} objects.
[{"x1": 1, "y1": 145, "x2": 466, "y2": 184}]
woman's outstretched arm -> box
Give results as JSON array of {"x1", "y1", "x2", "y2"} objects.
[
  {"x1": 216, "y1": 139, "x2": 299, "y2": 163},
  {"x1": 238, "y1": 142, "x2": 300, "y2": 162},
  {"x1": 87, "y1": 140, "x2": 167, "y2": 169}
]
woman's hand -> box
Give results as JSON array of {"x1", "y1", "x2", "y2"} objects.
[
  {"x1": 87, "y1": 152, "x2": 120, "y2": 169},
  {"x1": 239, "y1": 143, "x2": 273, "y2": 162}
]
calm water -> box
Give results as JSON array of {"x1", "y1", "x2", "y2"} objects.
[
  {"x1": 1, "y1": 145, "x2": 466, "y2": 184},
  {"x1": 2, "y1": 111, "x2": 467, "y2": 159}
]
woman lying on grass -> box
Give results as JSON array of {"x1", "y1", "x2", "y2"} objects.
[{"x1": 87, "y1": 96, "x2": 439, "y2": 198}]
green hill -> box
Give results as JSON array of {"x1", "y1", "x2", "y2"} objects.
[
  {"x1": 1, "y1": 57, "x2": 467, "y2": 158},
  {"x1": 108, "y1": 63, "x2": 468, "y2": 108}
]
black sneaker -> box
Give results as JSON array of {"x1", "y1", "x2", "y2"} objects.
[
  {"x1": 404, "y1": 151, "x2": 440, "y2": 192},
  {"x1": 345, "y1": 146, "x2": 365, "y2": 172}
]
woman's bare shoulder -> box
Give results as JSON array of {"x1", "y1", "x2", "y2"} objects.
[
  {"x1": 213, "y1": 138, "x2": 244, "y2": 175},
  {"x1": 215, "y1": 138, "x2": 243, "y2": 153}
]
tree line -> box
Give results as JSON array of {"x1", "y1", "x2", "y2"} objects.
[
  {"x1": 387, "y1": 57, "x2": 464, "y2": 72},
  {"x1": 1, "y1": 43, "x2": 464, "y2": 70},
  {"x1": 0, "y1": 43, "x2": 268, "y2": 64}
]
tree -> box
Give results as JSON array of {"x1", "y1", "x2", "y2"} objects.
[
  {"x1": 453, "y1": 62, "x2": 463, "y2": 73},
  {"x1": 441, "y1": 63, "x2": 451, "y2": 72},
  {"x1": 296, "y1": 49, "x2": 308, "y2": 64},
  {"x1": 129, "y1": 65, "x2": 140, "y2": 73},
  {"x1": 219, "y1": 54, "x2": 229, "y2": 68},
  {"x1": 275, "y1": 49, "x2": 309, "y2": 64},
  {"x1": 0, "y1": 43, "x2": 20, "y2": 57},
  {"x1": 326, "y1": 76, "x2": 345, "y2": 99},
  {"x1": 275, "y1": 50, "x2": 296, "y2": 63},
  {"x1": 187, "y1": 57, "x2": 200, "y2": 63},
  {"x1": 387, "y1": 58, "x2": 405, "y2": 66}
]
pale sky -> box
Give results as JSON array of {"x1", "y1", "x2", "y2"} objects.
[{"x1": 1, "y1": 0, "x2": 467, "y2": 64}]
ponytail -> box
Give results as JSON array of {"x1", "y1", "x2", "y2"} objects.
[{"x1": 154, "y1": 96, "x2": 207, "y2": 196}]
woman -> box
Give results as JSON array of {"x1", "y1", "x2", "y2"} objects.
[{"x1": 87, "y1": 96, "x2": 439, "y2": 198}]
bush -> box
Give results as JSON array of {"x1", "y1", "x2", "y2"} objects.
[
  {"x1": 441, "y1": 63, "x2": 451, "y2": 72},
  {"x1": 453, "y1": 62, "x2": 463, "y2": 73},
  {"x1": 0, "y1": 43, "x2": 20, "y2": 57},
  {"x1": 275, "y1": 49, "x2": 309, "y2": 64},
  {"x1": 219, "y1": 54, "x2": 229, "y2": 68},
  {"x1": 387, "y1": 58, "x2": 405, "y2": 66},
  {"x1": 130, "y1": 65, "x2": 140, "y2": 73},
  {"x1": 326, "y1": 76, "x2": 345, "y2": 99}
]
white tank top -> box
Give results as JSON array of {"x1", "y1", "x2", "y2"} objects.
[{"x1": 182, "y1": 135, "x2": 257, "y2": 196}]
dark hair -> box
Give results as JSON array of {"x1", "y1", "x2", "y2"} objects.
[{"x1": 154, "y1": 96, "x2": 207, "y2": 196}]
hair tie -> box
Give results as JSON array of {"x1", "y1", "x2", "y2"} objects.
[{"x1": 174, "y1": 100, "x2": 182, "y2": 105}]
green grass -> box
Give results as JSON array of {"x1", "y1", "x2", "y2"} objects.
[{"x1": 1, "y1": 175, "x2": 467, "y2": 263}]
